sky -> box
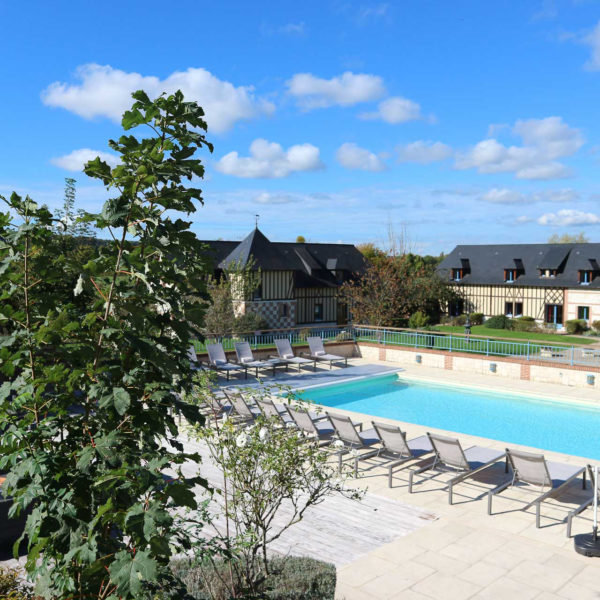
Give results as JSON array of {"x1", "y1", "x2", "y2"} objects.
[{"x1": 2, "y1": 0, "x2": 600, "y2": 254}]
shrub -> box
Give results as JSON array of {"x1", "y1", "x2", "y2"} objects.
[
  {"x1": 452, "y1": 314, "x2": 467, "y2": 326},
  {"x1": 592, "y1": 320, "x2": 600, "y2": 332},
  {"x1": 172, "y1": 556, "x2": 336, "y2": 600},
  {"x1": 469, "y1": 313, "x2": 484, "y2": 325},
  {"x1": 513, "y1": 316, "x2": 538, "y2": 332},
  {"x1": 298, "y1": 327, "x2": 312, "y2": 341},
  {"x1": 408, "y1": 311, "x2": 430, "y2": 329},
  {"x1": 566, "y1": 319, "x2": 588, "y2": 334},
  {"x1": 484, "y1": 315, "x2": 513, "y2": 330},
  {"x1": 233, "y1": 312, "x2": 268, "y2": 333},
  {"x1": 0, "y1": 567, "x2": 35, "y2": 600},
  {"x1": 335, "y1": 330, "x2": 353, "y2": 342}
]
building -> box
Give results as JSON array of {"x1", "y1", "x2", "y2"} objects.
[
  {"x1": 437, "y1": 243, "x2": 600, "y2": 326},
  {"x1": 200, "y1": 228, "x2": 367, "y2": 329}
]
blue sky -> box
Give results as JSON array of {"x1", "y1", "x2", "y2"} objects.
[{"x1": 2, "y1": 0, "x2": 600, "y2": 253}]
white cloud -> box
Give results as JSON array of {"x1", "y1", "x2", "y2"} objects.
[
  {"x1": 336, "y1": 143, "x2": 386, "y2": 171},
  {"x1": 397, "y1": 141, "x2": 452, "y2": 163},
  {"x1": 286, "y1": 71, "x2": 385, "y2": 109},
  {"x1": 253, "y1": 192, "x2": 297, "y2": 204},
  {"x1": 538, "y1": 209, "x2": 600, "y2": 226},
  {"x1": 582, "y1": 21, "x2": 600, "y2": 70},
  {"x1": 515, "y1": 215, "x2": 533, "y2": 224},
  {"x1": 455, "y1": 117, "x2": 583, "y2": 180},
  {"x1": 50, "y1": 148, "x2": 119, "y2": 172},
  {"x1": 42, "y1": 64, "x2": 274, "y2": 134},
  {"x1": 360, "y1": 96, "x2": 422, "y2": 123},
  {"x1": 481, "y1": 187, "x2": 579, "y2": 205},
  {"x1": 215, "y1": 138, "x2": 323, "y2": 178},
  {"x1": 481, "y1": 188, "x2": 524, "y2": 204}
]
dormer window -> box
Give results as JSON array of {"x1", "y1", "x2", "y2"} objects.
[
  {"x1": 579, "y1": 270, "x2": 593, "y2": 285},
  {"x1": 504, "y1": 269, "x2": 517, "y2": 283},
  {"x1": 451, "y1": 268, "x2": 463, "y2": 281},
  {"x1": 540, "y1": 269, "x2": 557, "y2": 278}
]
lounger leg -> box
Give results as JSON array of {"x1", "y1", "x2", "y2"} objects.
[
  {"x1": 448, "y1": 481, "x2": 454, "y2": 505},
  {"x1": 583, "y1": 469, "x2": 586, "y2": 490},
  {"x1": 388, "y1": 465, "x2": 393, "y2": 488},
  {"x1": 536, "y1": 501, "x2": 541, "y2": 528}
]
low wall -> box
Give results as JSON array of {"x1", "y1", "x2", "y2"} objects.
[{"x1": 358, "y1": 342, "x2": 600, "y2": 389}]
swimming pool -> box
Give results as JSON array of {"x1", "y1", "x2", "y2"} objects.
[{"x1": 296, "y1": 374, "x2": 600, "y2": 460}]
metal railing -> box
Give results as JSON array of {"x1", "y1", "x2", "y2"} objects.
[
  {"x1": 193, "y1": 324, "x2": 353, "y2": 354},
  {"x1": 353, "y1": 325, "x2": 600, "y2": 368}
]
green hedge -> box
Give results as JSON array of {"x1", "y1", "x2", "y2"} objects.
[
  {"x1": 566, "y1": 319, "x2": 587, "y2": 334},
  {"x1": 171, "y1": 556, "x2": 336, "y2": 600},
  {"x1": 512, "y1": 316, "x2": 538, "y2": 332},
  {"x1": 483, "y1": 315, "x2": 513, "y2": 330}
]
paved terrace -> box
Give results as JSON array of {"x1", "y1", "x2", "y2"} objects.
[{"x1": 218, "y1": 359, "x2": 600, "y2": 600}]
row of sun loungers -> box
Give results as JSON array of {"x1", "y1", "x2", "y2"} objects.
[
  {"x1": 199, "y1": 391, "x2": 595, "y2": 535},
  {"x1": 189, "y1": 337, "x2": 348, "y2": 380}
]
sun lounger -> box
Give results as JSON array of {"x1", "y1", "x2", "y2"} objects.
[
  {"x1": 287, "y1": 405, "x2": 340, "y2": 445},
  {"x1": 224, "y1": 392, "x2": 261, "y2": 423},
  {"x1": 206, "y1": 342, "x2": 245, "y2": 380},
  {"x1": 409, "y1": 433, "x2": 506, "y2": 504},
  {"x1": 567, "y1": 464, "x2": 598, "y2": 537},
  {"x1": 234, "y1": 341, "x2": 283, "y2": 377},
  {"x1": 371, "y1": 421, "x2": 434, "y2": 487},
  {"x1": 188, "y1": 345, "x2": 201, "y2": 371},
  {"x1": 305, "y1": 336, "x2": 347, "y2": 369},
  {"x1": 256, "y1": 397, "x2": 295, "y2": 425},
  {"x1": 327, "y1": 412, "x2": 380, "y2": 474},
  {"x1": 273, "y1": 339, "x2": 315, "y2": 372},
  {"x1": 488, "y1": 448, "x2": 586, "y2": 528}
]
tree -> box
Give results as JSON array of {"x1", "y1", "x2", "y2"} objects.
[
  {"x1": 295, "y1": 235, "x2": 306, "y2": 243},
  {"x1": 356, "y1": 242, "x2": 386, "y2": 265},
  {"x1": 340, "y1": 253, "x2": 456, "y2": 327},
  {"x1": 548, "y1": 232, "x2": 590, "y2": 244},
  {"x1": 55, "y1": 177, "x2": 93, "y2": 238},
  {"x1": 0, "y1": 90, "x2": 214, "y2": 599}
]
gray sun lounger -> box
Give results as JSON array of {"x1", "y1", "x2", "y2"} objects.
[
  {"x1": 306, "y1": 336, "x2": 347, "y2": 369},
  {"x1": 287, "y1": 405, "x2": 337, "y2": 445},
  {"x1": 408, "y1": 433, "x2": 506, "y2": 504},
  {"x1": 567, "y1": 464, "x2": 598, "y2": 537},
  {"x1": 206, "y1": 342, "x2": 245, "y2": 380},
  {"x1": 488, "y1": 448, "x2": 586, "y2": 529},
  {"x1": 327, "y1": 412, "x2": 380, "y2": 474},
  {"x1": 371, "y1": 421, "x2": 434, "y2": 487},
  {"x1": 273, "y1": 339, "x2": 315, "y2": 372},
  {"x1": 234, "y1": 341, "x2": 283, "y2": 377},
  {"x1": 223, "y1": 392, "x2": 261, "y2": 423},
  {"x1": 188, "y1": 345, "x2": 201, "y2": 371},
  {"x1": 256, "y1": 397, "x2": 295, "y2": 425}
]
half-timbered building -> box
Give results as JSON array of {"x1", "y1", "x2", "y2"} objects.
[
  {"x1": 437, "y1": 243, "x2": 600, "y2": 327},
  {"x1": 200, "y1": 228, "x2": 366, "y2": 329}
]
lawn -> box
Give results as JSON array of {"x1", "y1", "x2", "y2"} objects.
[{"x1": 434, "y1": 325, "x2": 595, "y2": 346}]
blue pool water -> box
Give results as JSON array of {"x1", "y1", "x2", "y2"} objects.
[{"x1": 297, "y1": 374, "x2": 600, "y2": 460}]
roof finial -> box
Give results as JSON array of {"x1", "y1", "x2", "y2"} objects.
[{"x1": 255, "y1": 214, "x2": 259, "y2": 229}]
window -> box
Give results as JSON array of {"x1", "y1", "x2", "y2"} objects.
[
  {"x1": 314, "y1": 303, "x2": 323, "y2": 322},
  {"x1": 253, "y1": 284, "x2": 262, "y2": 300},
  {"x1": 579, "y1": 270, "x2": 593, "y2": 285},
  {"x1": 540, "y1": 269, "x2": 557, "y2": 278},
  {"x1": 504, "y1": 269, "x2": 517, "y2": 282},
  {"x1": 279, "y1": 303, "x2": 288, "y2": 318},
  {"x1": 449, "y1": 300, "x2": 464, "y2": 317},
  {"x1": 578, "y1": 306, "x2": 590, "y2": 320},
  {"x1": 505, "y1": 302, "x2": 523, "y2": 317},
  {"x1": 451, "y1": 268, "x2": 463, "y2": 281}
]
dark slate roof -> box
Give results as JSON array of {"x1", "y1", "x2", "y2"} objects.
[
  {"x1": 198, "y1": 229, "x2": 367, "y2": 285},
  {"x1": 437, "y1": 243, "x2": 600, "y2": 288}
]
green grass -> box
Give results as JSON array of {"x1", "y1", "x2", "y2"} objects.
[{"x1": 434, "y1": 325, "x2": 593, "y2": 346}]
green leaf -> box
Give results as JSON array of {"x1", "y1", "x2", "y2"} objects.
[
  {"x1": 108, "y1": 549, "x2": 157, "y2": 595},
  {"x1": 112, "y1": 387, "x2": 130, "y2": 415}
]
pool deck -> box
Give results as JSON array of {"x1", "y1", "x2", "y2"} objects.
[{"x1": 224, "y1": 358, "x2": 600, "y2": 599}]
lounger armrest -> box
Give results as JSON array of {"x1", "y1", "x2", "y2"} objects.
[{"x1": 487, "y1": 478, "x2": 513, "y2": 515}]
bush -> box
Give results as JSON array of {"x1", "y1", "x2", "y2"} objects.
[
  {"x1": 592, "y1": 320, "x2": 600, "y2": 332},
  {"x1": 408, "y1": 311, "x2": 430, "y2": 329},
  {"x1": 298, "y1": 327, "x2": 312, "y2": 341},
  {"x1": 0, "y1": 567, "x2": 35, "y2": 600},
  {"x1": 484, "y1": 315, "x2": 513, "y2": 330},
  {"x1": 452, "y1": 314, "x2": 467, "y2": 326},
  {"x1": 172, "y1": 556, "x2": 336, "y2": 600},
  {"x1": 469, "y1": 313, "x2": 484, "y2": 325},
  {"x1": 512, "y1": 316, "x2": 538, "y2": 332},
  {"x1": 233, "y1": 312, "x2": 268, "y2": 334},
  {"x1": 566, "y1": 319, "x2": 588, "y2": 334},
  {"x1": 335, "y1": 330, "x2": 353, "y2": 342}
]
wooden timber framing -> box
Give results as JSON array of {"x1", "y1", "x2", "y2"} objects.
[{"x1": 451, "y1": 284, "x2": 565, "y2": 321}]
